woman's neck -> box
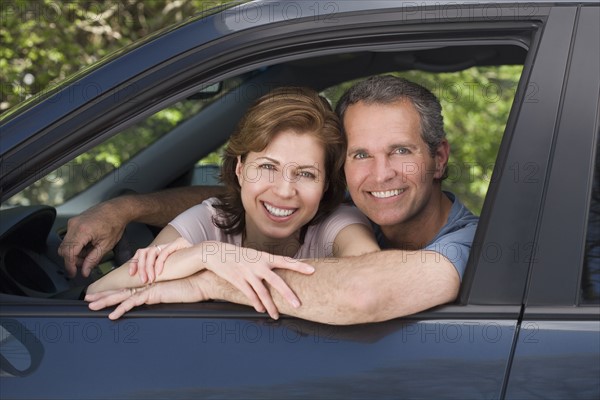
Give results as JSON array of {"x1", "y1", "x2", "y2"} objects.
[{"x1": 242, "y1": 224, "x2": 301, "y2": 258}]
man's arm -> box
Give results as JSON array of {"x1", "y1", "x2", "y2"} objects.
[
  {"x1": 59, "y1": 186, "x2": 223, "y2": 277},
  {"x1": 201, "y1": 249, "x2": 460, "y2": 325}
]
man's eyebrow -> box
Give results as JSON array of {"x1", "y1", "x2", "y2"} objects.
[
  {"x1": 347, "y1": 147, "x2": 368, "y2": 155},
  {"x1": 347, "y1": 143, "x2": 417, "y2": 154},
  {"x1": 389, "y1": 143, "x2": 418, "y2": 150}
]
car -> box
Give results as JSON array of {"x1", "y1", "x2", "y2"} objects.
[{"x1": 1, "y1": 0, "x2": 599, "y2": 398}]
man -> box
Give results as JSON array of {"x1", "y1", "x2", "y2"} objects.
[{"x1": 64, "y1": 76, "x2": 478, "y2": 324}]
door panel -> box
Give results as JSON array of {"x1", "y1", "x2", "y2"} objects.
[
  {"x1": 506, "y1": 6, "x2": 600, "y2": 400},
  {"x1": 1, "y1": 312, "x2": 518, "y2": 399}
]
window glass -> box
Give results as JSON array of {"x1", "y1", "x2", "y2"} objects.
[
  {"x1": 2, "y1": 78, "x2": 243, "y2": 208},
  {"x1": 322, "y1": 66, "x2": 523, "y2": 215},
  {"x1": 582, "y1": 131, "x2": 600, "y2": 304}
]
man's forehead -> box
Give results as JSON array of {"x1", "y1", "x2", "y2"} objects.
[
  {"x1": 344, "y1": 107, "x2": 424, "y2": 151},
  {"x1": 343, "y1": 100, "x2": 421, "y2": 129}
]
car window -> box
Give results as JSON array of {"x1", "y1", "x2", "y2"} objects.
[
  {"x1": 582, "y1": 131, "x2": 600, "y2": 304},
  {"x1": 322, "y1": 66, "x2": 523, "y2": 215},
  {"x1": 1, "y1": 77, "x2": 243, "y2": 209}
]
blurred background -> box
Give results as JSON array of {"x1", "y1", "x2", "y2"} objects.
[{"x1": 2, "y1": 0, "x2": 521, "y2": 215}]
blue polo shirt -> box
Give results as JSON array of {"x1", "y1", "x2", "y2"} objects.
[{"x1": 373, "y1": 191, "x2": 478, "y2": 280}]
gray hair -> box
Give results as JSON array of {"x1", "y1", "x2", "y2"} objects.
[{"x1": 335, "y1": 75, "x2": 446, "y2": 157}]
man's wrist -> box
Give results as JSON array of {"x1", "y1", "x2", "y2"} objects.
[
  {"x1": 106, "y1": 194, "x2": 144, "y2": 224},
  {"x1": 189, "y1": 271, "x2": 215, "y2": 301}
]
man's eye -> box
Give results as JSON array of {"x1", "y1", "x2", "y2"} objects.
[
  {"x1": 353, "y1": 152, "x2": 369, "y2": 159},
  {"x1": 393, "y1": 147, "x2": 410, "y2": 155}
]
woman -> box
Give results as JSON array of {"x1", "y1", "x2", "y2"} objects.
[{"x1": 86, "y1": 87, "x2": 379, "y2": 319}]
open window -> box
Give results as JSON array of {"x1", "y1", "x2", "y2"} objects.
[{"x1": 0, "y1": 41, "x2": 528, "y2": 303}]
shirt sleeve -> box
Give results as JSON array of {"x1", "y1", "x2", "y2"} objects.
[
  {"x1": 424, "y1": 224, "x2": 477, "y2": 280},
  {"x1": 168, "y1": 199, "x2": 219, "y2": 244},
  {"x1": 299, "y1": 204, "x2": 373, "y2": 259}
]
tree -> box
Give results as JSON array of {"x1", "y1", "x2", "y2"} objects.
[
  {"x1": 1, "y1": 0, "x2": 233, "y2": 113},
  {"x1": 2, "y1": 1, "x2": 522, "y2": 214}
]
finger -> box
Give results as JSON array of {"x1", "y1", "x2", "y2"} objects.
[
  {"x1": 81, "y1": 245, "x2": 104, "y2": 277},
  {"x1": 87, "y1": 289, "x2": 133, "y2": 310},
  {"x1": 108, "y1": 294, "x2": 145, "y2": 320},
  {"x1": 84, "y1": 289, "x2": 121, "y2": 302},
  {"x1": 154, "y1": 245, "x2": 172, "y2": 277},
  {"x1": 263, "y1": 270, "x2": 301, "y2": 308},
  {"x1": 128, "y1": 258, "x2": 138, "y2": 276},
  {"x1": 130, "y1": 250, "x2": 145, "y2": 283},
  {"x1": 59, "y1": 239, "x2": 88, "y2": 277},
  {"x1": 146, "y1": 246, "x2": 159, "y2": 283},
  {"x1": 271, "y1": 257, "x2": 315, "y2": 275},
  {"x1": 137, "y1": 250, "x2": 148, "y2": 284},
  {"x1": 234, "y1": 280, "x2": 266, "y2": 314},
  {"x1": 109, "y1": 288, "x2": 157, "y2": 320},
  {"x1": 247, "y1": 276, "x2": 279, "y2": 320}
]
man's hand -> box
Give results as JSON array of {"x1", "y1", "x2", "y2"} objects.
[
  {"x1": 58, "y1": 200, "x2": 129, "y2": 278},
  {"x1": 86, "y1": 272, "x2": 210, "y2": 320}
]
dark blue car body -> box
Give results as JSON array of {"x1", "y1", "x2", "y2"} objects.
[{"x1": 1, "y1": 1, "x2": 598, "y2": 398}]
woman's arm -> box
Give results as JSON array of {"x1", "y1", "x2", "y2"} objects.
[
  {"x1": 59, "y1": 186, "x2": 223, "y2": 277},
  {"x1": 86, "y1": 225, "x2": 182, "y2": 294},
  {"x1": 332, "y1": 223, "x2": 380, "y2": 257}
]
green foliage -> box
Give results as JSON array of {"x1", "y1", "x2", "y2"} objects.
[
  {"x1": 2, "y1": 0, "x2": 235, "y2": 207},
  {"x1": 3, "y1": 1, "x2": 522, "y2": 215},
  {"x1": 1, "y1": 0, "x2": 233, "y2": 113}
]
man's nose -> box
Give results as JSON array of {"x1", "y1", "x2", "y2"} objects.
[{"x1": 373, "y1": 156, "x2": 396, "y2": 183}]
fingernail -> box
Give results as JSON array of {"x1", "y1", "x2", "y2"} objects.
[{"x1": 291, "y1": 299, "x2": 300, "y2": 308}]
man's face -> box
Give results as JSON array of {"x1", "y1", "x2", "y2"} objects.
[{"x1": 343, "y1": 100, "x2": 448, "y2": 229}]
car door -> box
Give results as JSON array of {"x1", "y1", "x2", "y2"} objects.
[
  {"x1": 504, "y1": 6, "x2": 600, "y2": 399},
  {"x1": 1, "y1": 2, "x2": 595, "y2": 399}
]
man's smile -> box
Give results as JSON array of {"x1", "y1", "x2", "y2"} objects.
[{"x1": 369, "y1": 189, "x2": 405, "y2": 199}]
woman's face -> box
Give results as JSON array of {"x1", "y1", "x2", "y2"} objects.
[{"x1": 236, "y1": 130, "x2": 327, "y2": 244}]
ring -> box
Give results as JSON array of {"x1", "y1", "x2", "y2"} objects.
[
  {"x1": 155, "y1": 244, "x2": 162, "y2": 253},
  {"x1": 130, "y1": 287, "x2": 137, "y2": 295}
]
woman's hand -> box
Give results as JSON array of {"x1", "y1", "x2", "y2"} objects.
[
  {"x1": 86, "y1": 272, "x2": 208, "y2": 320},
  {"x1": 129, "y1": 237, "x2": 192, "y2": 284},
  {"x1": 199, "y1": 241, "x2": 315, "y2": 319}
]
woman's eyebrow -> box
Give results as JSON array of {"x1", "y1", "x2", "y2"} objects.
[
  {"x1": 297, "y1": 164, "x2": 321, "y2": 170},
  {"x1": 253, "y1": 157, "x2": 322, "y2": 172},
  {"x1": 253, "y1": 156, "x2": 280, "y2": 165}
]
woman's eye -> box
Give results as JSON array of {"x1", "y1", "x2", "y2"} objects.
[
  {"x1": 259, "y1": 163, "x2": 276, "y2": 170},
  {"x1": 298, "y1": 171, "x2": 316, "y2": 179}
]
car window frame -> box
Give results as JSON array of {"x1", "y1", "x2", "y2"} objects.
[
  {"x1": 524, "y1": 6, "x2": 600, "y2": 309},
  {"x1": 1, "y1": 3, "x2": 566, "y2": 316}
]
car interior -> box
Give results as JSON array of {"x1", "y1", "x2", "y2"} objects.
[{"x1": 8, "y1": 41, "x2": 586, "y2": 305}]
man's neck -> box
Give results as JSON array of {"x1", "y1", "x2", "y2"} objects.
[{"x1": 380, "y1": 190, "x2": 453, "y2": 250}]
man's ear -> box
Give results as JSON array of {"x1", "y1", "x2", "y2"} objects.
[
  {"x1": 434, "y1": 139, "x2": 450, "y2": 179},
  {"x1": 235, "y1": 156, "x2": 243, "y2": 185}
]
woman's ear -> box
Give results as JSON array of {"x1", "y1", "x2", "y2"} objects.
[{"x1": 235, "y1": 156, "x2": 243, "y2": 185}]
